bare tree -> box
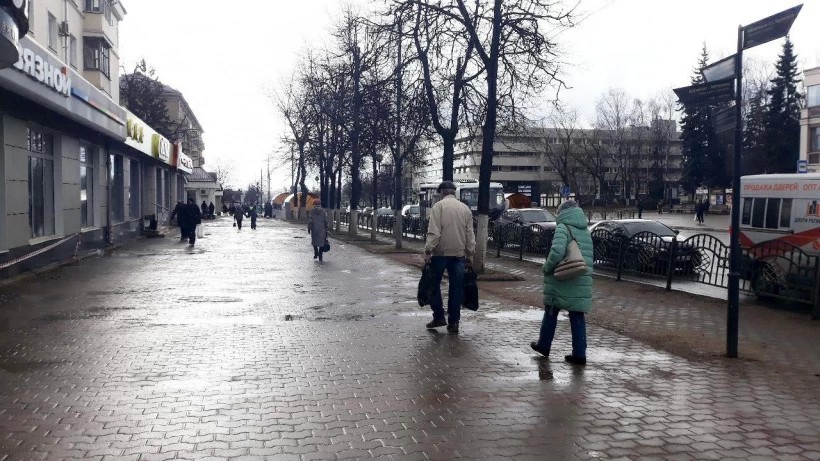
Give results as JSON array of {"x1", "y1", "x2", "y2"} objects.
[
  {"x1": 211, "y1": 157, "x2": 236, "y2": 189},
  {"x1": 543, "y1": 105, "x2": 585, "y2": 198}
]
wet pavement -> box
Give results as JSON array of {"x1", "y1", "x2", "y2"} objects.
[{"x1": 0, "y1": 217, "x2": 818, "y2": 460}]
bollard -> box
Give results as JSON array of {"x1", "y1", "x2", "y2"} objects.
[
  {"x1": 496, "y1": 226, "x2": 502, "y2": 258},
  {"x1": 519, "y1": 226, "x2": 525, "y2": 261},
  {"x1": 616, "y1": 236, "x2": 625, "y2": 281},
  {"x1": 666, "y1": 238, "x2": 678, "y2": 291}
]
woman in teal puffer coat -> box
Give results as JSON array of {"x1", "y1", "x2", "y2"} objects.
[{"x1": 530, "y1": 200, "x2": 593, "y2": 365}]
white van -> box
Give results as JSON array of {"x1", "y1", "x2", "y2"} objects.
[{"x1": 739, "y1": 173, "x2": 820, "y2": 256}]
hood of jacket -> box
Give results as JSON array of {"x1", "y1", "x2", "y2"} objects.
[{"x1": 556, "y1": 207, "x2": 588, "y2": 230}]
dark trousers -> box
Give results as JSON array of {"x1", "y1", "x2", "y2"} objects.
[
  {"x1": 429, "y1": 256, "x2": 466, "y2": 325},
  {"x1": 537, "y1": 306, "x2": 587, "y2": 358},
  {"x1": 313, "y1": 246, "x2": 324, "y2": 261},
  {"x1": 235, "y1": 219, "x2": 243, "y2": 230},
  {"x1": 180, "y1": 224, "x2": 196, "y2": 244},
  {"x1": 251, "y1": 217, "x2": 257, "y2": 229}
]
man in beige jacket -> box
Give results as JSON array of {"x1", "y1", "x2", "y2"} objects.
[{"x1": 424, "y1": 181, "x2": 476, "y2": 333}]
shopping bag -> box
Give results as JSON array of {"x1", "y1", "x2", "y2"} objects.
[
  {"x1": 417, "y1": 263, "x2": 437, "y2": 307},
  {"x1": 196, "y1": 225, "x2": 204, "y2": 239},
  {"x1": 321, "y1": 240, "x2": 331, "y2": 252},
  {"x1": 462, "y1": 266, "x2": 479, "y2": 311}
]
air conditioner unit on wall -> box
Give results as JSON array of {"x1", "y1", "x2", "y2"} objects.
[
  {"x1": 200, "y1": 189, "x2": 207, "y2": 195},
  {"x1": 58, "y1": 21, "x2": 69, "y2": 37}
]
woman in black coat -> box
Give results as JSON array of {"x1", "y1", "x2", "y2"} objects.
[{"x1": 178, "y1": 199, "x2": 202, "y2": 246}]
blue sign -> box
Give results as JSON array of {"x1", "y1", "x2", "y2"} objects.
[
  {"x1": 561, "y1": 185, "x2": 571, "y2": 196},
  {"x1": 797, "y1": 160, "x2": 808, "y2": 174}
]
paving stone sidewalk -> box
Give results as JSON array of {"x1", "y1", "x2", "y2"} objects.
[{"x1": 0, "y1": 217, "x2": 817, "y2": 460}]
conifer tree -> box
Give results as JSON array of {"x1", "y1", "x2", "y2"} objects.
[{"x1": 763, "y1": 37, "x2": 803, "y2": 173}]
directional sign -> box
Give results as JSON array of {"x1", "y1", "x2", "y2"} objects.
[
  {"x1": 743, "y1": 4, "x2": 802, "y2": 50},
  {"x1": 797, "y1": 160, "x2": 808, "y2": 174},
  {"x1": 560, "y1": 185, "x2": 571, "y2": 197},
  {"x1": 702, "y1": 55, "x2": 737, "y2": 82},
  {"x1": 674, "y1": 78, "x2": 735, "y2": 107},
  {"x1": 711, "y1": 105, "x2": 737, "y2": 134}
]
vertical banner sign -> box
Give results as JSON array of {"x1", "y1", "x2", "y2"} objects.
[
  {"x1": 0, "y1": 0, "x2": 29, "y2": 68},
  {"x1": 742, "y1": 4, "x2": 802, "y2": 49}
]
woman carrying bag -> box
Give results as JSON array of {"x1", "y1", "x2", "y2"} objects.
[
  {"x1": 530, "y1": 200, "x2": 594, "y2": 365},
  {"x1": 308, "y1": 199, "x2": 329, "y2": 262}
]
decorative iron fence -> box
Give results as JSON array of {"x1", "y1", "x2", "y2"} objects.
[{"x1": 333, "y1": 212, "x2": 819, "y2": 315}]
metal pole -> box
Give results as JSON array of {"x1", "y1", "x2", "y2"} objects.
[{"x1": 727, "y1": 26, "x2": 744, "y2": 358}]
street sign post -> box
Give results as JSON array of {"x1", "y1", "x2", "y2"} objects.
[
  {"x1": 560, "y1": 185, "x2": 571, "y2": 197},
  {"x1": 702, "y1": 55, "x2": 737, "y2": 82},
  {"x1": 673, "y1": 78, "x2": 735, "y2": 107},
  {"x1": 711, "y1": 105, "x2": 737, "y2": 134},
  {"x1": 797, "y1": 160, "x2": 808, "y2": 174},
  {"x1": 743, "y1": 4, "x2": 803, "y2": 49}
]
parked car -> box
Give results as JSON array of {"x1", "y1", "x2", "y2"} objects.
[
  {"x1": 401, "y1": 204, "x2": 421, "y2": 218},
  {"x1": 494, "y1": 208, "x2": 557, "y2": 251},
  {"x1": 589, "y1": 219, "x2": 701, "y2": 274}
]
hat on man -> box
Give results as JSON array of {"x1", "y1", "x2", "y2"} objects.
[{"x1": 437, "y1": 180, "x2": 456, "y2": 192}]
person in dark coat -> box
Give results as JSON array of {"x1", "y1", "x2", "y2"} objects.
[
  {"x1": 695, "y1": 201, "x2": 705, "y2": 225},
  {"x1": 178, "y1": 198, "x2": 202, "y2": 246},
  {"x1": 308, "y1": 199, "x2": 329, "y2": 261},
  {"x1": 208, "y1": 202, "x2": 215, "y2": 218},
  {"x1": 249, "y1": 205, "x2": 258, "y2": 230},
  {"x1": 233, "y1": 205, "x2": 244, "y2": 230},
  {"x1": 170, "y1": 200, "x2": 185, "y2": 241},
  {"x1": 636, "y1": 200, "x2": 643, "y2": 219}
]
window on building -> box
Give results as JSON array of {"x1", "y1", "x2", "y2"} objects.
[
  {"x1": 129, "y1": 160, "x2": 140, "y2": 219},
  {"x1": 68, "y1": 35, "x2": 77, "y2": 68},
  {"x1": 83, "y1": 37, "x2": 111, "y2": 78},
  {"x1": 47, "y1": 13, "x2": 57, "y2": 50},
  {"x1": 811, "y1": 127, "x2": 820, "y2": 152},
  {"x1": 27, "y1": 128, "x2": 55, "y2": 238},
  {"x1": 80, "y1": 145, "x2": 94, "y2": 228},
  {"x1": 84, "y1": 0, "x2": 113, "y2": 24},
  {"x1": 109, "y1": 154, "x2": 124, "y2": 222},
  {"x1": 808, "y1": 85, "x2": 820, "y2": 108}
]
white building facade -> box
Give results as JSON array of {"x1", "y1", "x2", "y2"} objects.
[{"x1": 800, "y1": 67, "x2": 820, "y2": 173}]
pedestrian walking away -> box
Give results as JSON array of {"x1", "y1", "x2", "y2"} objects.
[
  {"x1": 178, "y1": 198, "x2": 203, "y2": 247},
  {"x1": 249, "y1": 205, "x2": 258, "y2": 230},
  {"x1": 170, "y1": 200, "x2": 185, "y2": 241},
  {"x1": 208, "y1": 201, "x2": 215, "y2": 218},
  {"x1": 201, "y1": 200, "x2": 208, "y2": 218},
  {"x1": 695, "y1": 200, "x2": 705, "y2": 225},
  {"x1": 530, "y1": 199, "x2": 593, "y2": 365},
  {"x1": 233, "y1": 205, "x2": 244, "y2": 230},
  {"x1": 423, "y1": 181, "x2": 476, "y2": 334},
  {"x1": 636, "y1": 200, "x2": 643, "y2": 219},
  {"x1": 308, "y1": 199, "x2": 328, "y2": 261}
]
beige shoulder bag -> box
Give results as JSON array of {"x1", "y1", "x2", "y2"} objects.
[{"x1": 553, "y1": 225, "x2": 588, "y2": 281}]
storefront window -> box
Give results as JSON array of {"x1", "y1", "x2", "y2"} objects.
[
  {"x1": 27, "y1": 128, "x2": 55, "y2": 238},
  {"x1": 155, "y1": 168, "x2": 163, "y2": 213},
  {"x1": 109, "y1": 154, "x2": 124, "y2": 223},
  {"x1": 80, "y1": 144, "x2": 94, "y2": 228},
  {"x1": 129, "y1": 160, "x2": 140, "y2": 219}
]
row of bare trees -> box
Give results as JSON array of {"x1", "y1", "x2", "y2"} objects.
[{"x1": 275, "y1": 0, "x2": 578, "y2": 270}]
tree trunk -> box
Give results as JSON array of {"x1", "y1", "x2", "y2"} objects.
[
  {"x1": 393, "y1": 159, "x2": 404, "y2": 249},
  {"x1": 442, "y1": 132, "x2": 455, "y2": 181},
  {"x1": 473, "y1": 215, "x2": 489, "y2": 273}
]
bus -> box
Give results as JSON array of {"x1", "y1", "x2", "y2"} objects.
[{"x1": 418, "y1": 179, "x2": 506, "y2": 218}]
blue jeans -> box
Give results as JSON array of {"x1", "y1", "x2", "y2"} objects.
[
  {"x1": 537, "y1": 306, "x2": 587, "y2": 358},
  {"x1": 430, "y1": 256, "x2": 466, "y2": 324}
]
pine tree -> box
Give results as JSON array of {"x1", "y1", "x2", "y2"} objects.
[
  {"x1": 679, "y1": 45, "x2": 729, "y2": 196},
  {"x1": 743, "y1": 87, "x2": 768, "y2": 175},
  {"x1": 763, "y1": 37, "x2": 803, "y2": 173}
]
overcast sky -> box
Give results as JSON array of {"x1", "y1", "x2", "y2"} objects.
[{"x1": 119, "y1": 0, "x2": 818, "y2": 191}]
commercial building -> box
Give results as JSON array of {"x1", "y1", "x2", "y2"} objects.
[
  {"x1": 800, "y1": 66, "x2": 820, "y2": 173},
  {"x1": 0, "y1": 0, "x2": 193, "y2": 278},
  {"x1": 413, "y1": 123, "x2": 684, "y2": 206}
]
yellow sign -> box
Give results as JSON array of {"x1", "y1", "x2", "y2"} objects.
[
  {"x1": 151, "y1": 133, "x2": 171, "y2": 162},
  {"x1": 126, "y1": 118, "x2": 144, "y2": 143}
]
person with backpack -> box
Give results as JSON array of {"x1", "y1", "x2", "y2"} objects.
[{"x1": 530, "y1": 200, "x2": 593, "y2": 365}]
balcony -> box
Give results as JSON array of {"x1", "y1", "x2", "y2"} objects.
[{"x1": 82, "y1": 12, "x2": 117, "y2": 51}]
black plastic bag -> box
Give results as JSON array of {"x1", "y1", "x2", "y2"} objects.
[
  {"x1": 417, "y1": 263, "x2": 437, "y2": 307},
  {"x1": 463, "y1": 266, "x2": 478, "y2": 311}
]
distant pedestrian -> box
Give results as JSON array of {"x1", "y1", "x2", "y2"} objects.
[
  {"x1": 200, "y1": 201, "x2": 208, "y2": 218},
  {"x1": 530, "y1": 200, "x2": 593, "y2": 366},
  {"x1": 208, "y1": 201, "x2": 215, "y2": 218},
  {"x1": 308, "y1": 199, "x2": 328, "y2": 261},
  {"x1": 704, "y1": 200, "x2": 710, "y2": 216},
  {"x1": 423, "y1": 181, "x2": 476, "y2": 334},
  {"x1": 222, "y1": 204, "x2": 228, "y2": 215},
  {"x1": 657, "y1": 199, "x2": 664, "y2": 214},
  {"x1": 695, "y1": 201, "x2": 705, "y2": 225},
  {"x1": 249, "y1": 205, "x2": 258, "y2": 230},
  {"x1": 170, "y1": 200, "x2": 185, "y2": 241},
  {"x1": 233, "y1": 205, "x2": 244, "y2": 230},
  {"x1": 179, "y1": 198, "x2": 202, "y2": 247},
  {"x1": 636, "y1": 200, "x2": 643, "y2": 219}
]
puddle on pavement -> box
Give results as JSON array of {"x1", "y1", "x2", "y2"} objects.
[
  {"x1": 176, "y1": 296, "x2": 243, "y2": 303},
  {"x1": 152, "y1": 315, "x2": 266, "y2": 326}
]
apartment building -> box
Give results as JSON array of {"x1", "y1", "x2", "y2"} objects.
[
  {"x1": 413, "y1": 123, "x2": 684, "y2": 206},
  {"x1": 0, "y1": 0, "x2": 192, "y2": 278},
  {"x1": 800, "y1": 66, "x2": 820, "y2": 173}
]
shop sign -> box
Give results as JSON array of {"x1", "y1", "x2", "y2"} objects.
[
  {"x1": 173, "y1": 142, "x2": 193, "y2": 174},
  {"x1": 12, "y1": 42, "x2": 71, "y2": 97},
  {"x1": 152, "y1": 133, "x2": 171, "y2": 163},
  {"x1": 126, "y1": 118, "x2": 145, "y2": 143}
]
